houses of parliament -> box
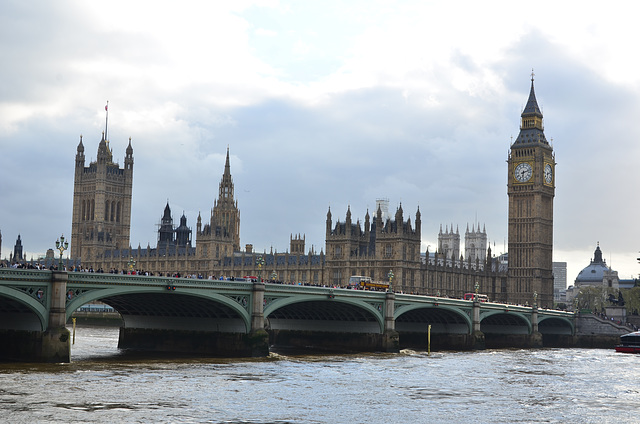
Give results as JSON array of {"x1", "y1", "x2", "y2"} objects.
[{"x1": 70, "y1": 78, "x2": 555, "y2": 306}]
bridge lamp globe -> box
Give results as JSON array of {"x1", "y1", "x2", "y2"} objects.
[
  {"x1": 256, "y1": 256, "x2": 265, "y2": 281},
  {"x1": 55, "y1": 234, "x2": 69, "y2": 270}
]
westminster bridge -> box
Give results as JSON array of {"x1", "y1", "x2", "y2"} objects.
[{"x1": 0, "y1": 268, "x2": 575, "y2": 362}]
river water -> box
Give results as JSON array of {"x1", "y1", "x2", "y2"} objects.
[{"x1": 0, "y1": 326, "x2": 636, "y2": 424}]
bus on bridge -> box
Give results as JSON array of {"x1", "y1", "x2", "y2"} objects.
[{"x1": 348, "y1": 276, "x2": 389, "y2": 291}]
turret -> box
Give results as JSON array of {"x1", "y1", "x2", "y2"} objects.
[
  {"x1": 125, "y1": 137, "x2": 134, "y2": 171},
  {"x1": 76, "y1": 135, "x2": 85, "y2": 169}
]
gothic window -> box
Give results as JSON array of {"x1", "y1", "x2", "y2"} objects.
[
  {"x1": 385, "y1": 244, "x2": 392, "y2": 258},
  {"x1": 335, "y1": 246, "x2": 342, "y2": 256},
  {"x1": 332, "y1": 270, "x2": 342, "y2": 285},
  {"x1": 105, "y1": 201, "x2": 109, "y2": 222},
  {"x1": 116, "y1": 202, "x2": 121, "y2": 222}
]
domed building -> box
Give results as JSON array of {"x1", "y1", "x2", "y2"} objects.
[{"x1": 574, "y1": 243, "x2": 619, "y2": 289}]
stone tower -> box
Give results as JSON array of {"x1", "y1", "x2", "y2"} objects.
[
  {"x1": 507, "y1": 74, "x2": 555, "y2": 306},
  {"x1": 175, "y1": 213, "x2": 191, "y2": 247},
  {"x1": 71, "y1": 133, "x2": 134, "y2": 263},
  {"x1": 290, "y1": 234, "x2": 305, "y2": 254},
  {"x1": 438, "y1": 224, "x2": 460, "y2": 260},
  {"x1": 158, "y1": 202, "x2": 175, "y2": 248},
  {"x1": 196, "y1": 148, "x2": 240, "y2": 261},
  {"x1": 13, "y1": 234, "x2": 24, "y2": 263},
  {"x1": 465, "y1": 223, "x2": 487, "y2": 263}
]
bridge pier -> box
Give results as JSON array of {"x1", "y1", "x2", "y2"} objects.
[
  {"x1": 530, "y1": 305, "x2": 543, "y2": 348},
  {"x1": 383, "y1": 292, "x2": 399, "y2": 352},
  {"x1": 41, "y1": 271, "x2": 71, "y2": 362},
  {"x1": 249, "y1": 281, "x2": 269, "y2": 356},
  {"x1": 472, "y1": 300, "x2": 485, "y2": 350}
]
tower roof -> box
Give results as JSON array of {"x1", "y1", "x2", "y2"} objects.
[
  {"x1": 523, "y1": 78, "x2": 543, "y2": 117},
  {"x1": 512, "y1": 72, "x2": 549, "y2": 147},
  {"x1": 575, "y1": 243, "x2": 610, "y2": 284},
  {"x1": 163, "y1": 201, "x2": 172, "y2": 219}
]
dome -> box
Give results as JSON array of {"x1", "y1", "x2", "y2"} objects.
[{"x1": 575, "y1": 245, "x2": 609, "y2": 285}]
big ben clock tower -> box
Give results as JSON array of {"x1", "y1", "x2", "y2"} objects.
[{"x1": 507, "y1": 72, "x2": 555, "y2": 307}]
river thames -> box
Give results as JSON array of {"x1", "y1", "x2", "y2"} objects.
[{"x1": 0, "y1": 326, "x2": 636, "y2": 423}]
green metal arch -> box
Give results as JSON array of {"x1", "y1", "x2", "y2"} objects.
[
  {"x1": 0, "y1": 285, "x2": 48, "y2": 330},
  {"x1": 394, "y1": 304, "x2": 473, "y2": 332},
  {"x1": 65, "y1": 286, "x2": 252, "y2": 332},
  {"x1": 480, "y1": 309, "x2": 533, "y2": 333},
  {"x1": 264, "y1": 295, "x2": 385, "y2": 332},
  {"x1": 538, "y1": 315, "x2": 575, "y2": 334}
]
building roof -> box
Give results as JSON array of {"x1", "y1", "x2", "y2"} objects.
[{"x1": 575, "y1": 244, "x2": 610, "y2": 284}]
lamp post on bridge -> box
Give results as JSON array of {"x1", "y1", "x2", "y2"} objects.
[
  {"x1": 474, "y1": 281, "x2": 479, "y2": 302},
  {"x1": 256, "y1": 256, "x2": 264, "y2": 282},
  {"x1": 55, "y1": 234, "x2": 68, "y2": 271},
  {"x1": 270, "y1": 271, "x2": 277, "y2": 282},
  {"x1": 127, "y1": 257, "x2": 136, "y2": 274},
  {"x1": 533, "y1": 291, "x2": 538, "y2": 308},
  {"x1": 387, "y1": 269, "x2": 394, "y2": 292}
]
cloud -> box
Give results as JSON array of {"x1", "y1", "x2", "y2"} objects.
[{"x1": 2, "y1": 1, "x2": 640, "y2": 286}]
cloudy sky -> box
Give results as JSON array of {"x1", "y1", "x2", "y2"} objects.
[{"x1": 2, "y1": 1, "x2": 639, "y2": 285}]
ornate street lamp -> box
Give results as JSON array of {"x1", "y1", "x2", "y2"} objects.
[
  {"x1": 387, "y1": 269, "x2": 394, "y2": 292},
  {"x1": 55, "y1": 234, "x2": 69, "y2": 270},
  {"x1": 256, "y1": 256, "x2": 265, "y2": 281},
  {"x1": 474, "y1": 281, "x2": 480, "y2": 301},
  {"x1": 533, "y1": 291, "x2": 538, "y2": 308},
  {"x1": 270, "y1": 271, "x2": 277, "y2": 282},
  {"x1": 127, "y1": 256, "x2": 136, "y2": 274}
]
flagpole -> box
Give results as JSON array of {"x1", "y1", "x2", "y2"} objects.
[{"x1": 105, "y1": 101, "x2": 109, "y2": 141}]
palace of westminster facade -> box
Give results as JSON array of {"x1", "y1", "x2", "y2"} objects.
[{"x1": 69, "y1": 78, "x2": 555, "y2": 306}]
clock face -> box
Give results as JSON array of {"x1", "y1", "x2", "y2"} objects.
[
  {"x1": 514, "y1": 162, "x2": 533, "y2": 182},
  {"x1": 544, "y1": 163, "x2": 553, "y2": 184}
]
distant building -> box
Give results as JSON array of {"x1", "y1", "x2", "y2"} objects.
[
  {"x1": 12, "y1": 234, "x2": 24, "y2": 263},
  {"x1": 552, "y1": 262, "x2": 567, "y2": 302},
  {"x1": 437, "y1": 223, "x2": 487, "y2": 264},
  {"x1": 574, "y1": 244, "x2": 618, "y2": 289},
  {"x1": 566, "y1": 244, "x2": 637, "y2": 305}
]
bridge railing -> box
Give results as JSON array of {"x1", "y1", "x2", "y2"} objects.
[
  {"x1": 67, "y1": 272, "x2": 254, "y2": 290},
  {"x1": 0, "y1": 268, "x2": 53, "y2": 283}
]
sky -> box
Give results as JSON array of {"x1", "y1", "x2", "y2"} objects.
[{"x1": 2, "y1": 0, "x2": 640, "y2": 286}]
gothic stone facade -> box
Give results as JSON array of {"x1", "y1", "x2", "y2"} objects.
[
  {"x1": 74, "y1": 143, "x2": 507, "y2": 300},
  {"x1": 72, "y1": 79, "x2": 556, "y2": 303}
]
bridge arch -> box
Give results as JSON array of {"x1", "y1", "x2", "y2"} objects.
[
  {"x1": 538, "y1": 315, "x2": 574, "y2": 335},
  {"x1": 264, "y1": 296, "x2": 384, "y2": 333},
  {"x1": 480, "y1": 310, "x2": 532, "y2": 334},
  {"x1": 0, "y1": 286, "x2": 48, "y2": 331},
  {"x1": 66, "y1": 286, "x2": 252, "y2": 333},
  {"x1": 394, "y1": 304, "x2": 472, "y2": 334}
]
